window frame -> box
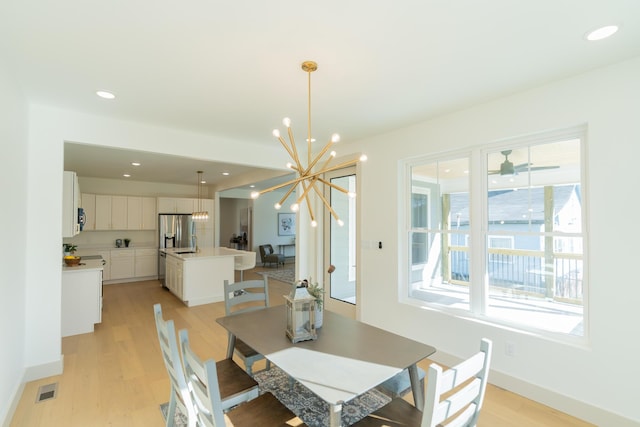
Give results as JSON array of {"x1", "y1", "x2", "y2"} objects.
[{"x1": 398, "y1": 125, "x2": 589, "y2": 344}]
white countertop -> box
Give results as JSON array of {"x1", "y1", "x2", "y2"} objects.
[
  {"x1": 62, "y1": 259, "x2": 105, "y2": 273},
  {"x1": 162, "y1": 247, "x2": 249, "y2": 260}
]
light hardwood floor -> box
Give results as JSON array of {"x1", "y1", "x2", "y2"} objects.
[{"x1": 10, "y1": 267, "x2": 594, "y2": 426}]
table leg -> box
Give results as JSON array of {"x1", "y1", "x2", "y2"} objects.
[
  {"x1": 226, "y1": 333, "x2": 236, "y2": 359},
  {"x1": 328, "y1": 401, "x2": 343, "y2": 427},
  {"x1": 408, "y1": 364, "x2": 424, "y2": 411}
]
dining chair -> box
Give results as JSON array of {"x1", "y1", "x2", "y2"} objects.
[
  {"x1": 353, "y1": 338, "x2": 493, "y2": 427},
  {"x1": 153, "y1": 303, "x2": 197, "y2": 427},
  {"x1": 178, "y1": 328, "x2": 306, "y2": 427},
  {"x1": 154, "y1": 304, "x2": 259, "y2": 418},
  {"x1": 223, "y1": 278, "x2": 271, "y2": 375}
]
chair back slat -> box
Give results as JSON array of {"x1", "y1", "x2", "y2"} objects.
[
  {"x1": 224, "y1": 278, "x2": 270, "y2": 315},
  {"x1": 422, "y1": 338, "x2": 492, "y2": 427},
  {"x1": 179, "y1": 329, "x2": 226, "y2": 427}
]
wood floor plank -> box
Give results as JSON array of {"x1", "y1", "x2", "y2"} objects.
[{"x1": 9, "y1": 268, "x2": 594, "y2": 427}]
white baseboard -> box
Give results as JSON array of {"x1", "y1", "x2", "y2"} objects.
[
  {"x1": 23, "y1": 355, "x2": 64, "y2": 382},
  {"x1": 2, "y1": 355, "x2": 64, "y2": 427},
  {"x1": 430, "y1": 351, "x2": 635, "y2": 426}
]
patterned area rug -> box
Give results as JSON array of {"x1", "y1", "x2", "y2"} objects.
[
  {"x1": 254, "y1": 366, "x2": 390, "y2": 426},
  {"x1": 160, "y1": 366, "x2": 391, "y2": 426},
  {"x1": 258, "y1": 269, "x2": 296, "y2": 285}
]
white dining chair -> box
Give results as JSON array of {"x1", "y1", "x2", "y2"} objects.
[
  {"x1": 223, "y1": 278, "x2": 271, "y2": 375},
  {"x1": 178, "y1": 328, "x2": 305, "y2": 427},
  {"x1": 154, "y1": 304, "x2": 259, "y2": 420},
  {"x1": 354, "y1": 338, "x2": 493, "y2": 427},
  {"x1": 153, "y1": 303, "x2": 197, "y2": 427}
]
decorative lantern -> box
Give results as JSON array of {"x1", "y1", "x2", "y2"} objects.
[{"x1": 285, "y1": 285, "x2": 317, "y2": 343}]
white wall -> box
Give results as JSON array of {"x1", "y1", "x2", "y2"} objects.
[
  {"x1": 353, "y1": 56, "x2": 640, "y2": 424},
  {"x1": 0, "y1": 65, "x2": 29, "y2": 425}
]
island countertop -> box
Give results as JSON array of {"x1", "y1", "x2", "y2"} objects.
[{"x1": 162, "y1": 247, "x2": 250, "y2": 260}]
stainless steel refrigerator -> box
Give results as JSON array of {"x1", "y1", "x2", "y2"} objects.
[{"x1": 158, "y1": 214, "x2": 195, "y2": 286}]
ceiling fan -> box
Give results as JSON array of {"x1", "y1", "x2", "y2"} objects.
[{"x1": 489, "y1": 150, "x2": 560, "y2": 175}]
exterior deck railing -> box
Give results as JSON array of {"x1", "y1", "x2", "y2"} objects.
[{"x1": 448, "y1": 246, "x2": 583, "y2": 303}]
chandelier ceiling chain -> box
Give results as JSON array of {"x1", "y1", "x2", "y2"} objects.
[{"x1": 251, "y1": 60, "x2": 366, "y2": 227}]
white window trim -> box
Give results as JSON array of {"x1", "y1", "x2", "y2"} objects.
[{"x1": 398, "y1": 125, "x2": 589, "y2": 345}]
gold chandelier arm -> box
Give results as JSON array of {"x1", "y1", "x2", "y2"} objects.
[
  {"x1": 303, "y1": 138, "x2": 335, "y2": 176},
  {"x1": 311, "y1": 180, "x2": 341, "y2": 222},
  {"x1": 258, "y1": 156, "x2": 361, "y2": 195},
  {"x1": 287, "y1": 127, "x2": 305, "y2": 170},
  {"x1": 295, "y1": 176, "x2": 317, "y2": 206},
  {"x1": 276, "y1": 135, "x2": 296, "y2": 161},
  {"x1": 277, "y1": 183, "x2": 298, "y2": 207},
  {"x1": 317, "y1": 177, "x2": 350, "y2": 195},
  {"x1": 301, "y1": 180, "x2": 316, "y2": 224}
]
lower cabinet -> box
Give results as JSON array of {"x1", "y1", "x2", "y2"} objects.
[
  {"x1": 135, "y1": 248, "x2": 158, "y2": 277},
  {"x1": 110, "y1": 249, "x2": 135, "y2": 280},
  {"x1": 62, "y1": 268, "x2": 102, "y2": 337},
  {"x1": 165, "y1": 255, "x2": 183, "y2": 299}
]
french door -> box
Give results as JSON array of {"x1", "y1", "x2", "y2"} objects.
[{"x1": 323, "y1": 166, "x2": 357, "y2": 318}]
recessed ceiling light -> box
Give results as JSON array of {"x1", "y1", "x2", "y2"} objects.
[
  {"x1": 585, "y1": 25, "x2": 619, "y2": 41},
  {"x1": 131, "y1": 162, "x2": 141, "y2": 166},
  {"x1": 123, "y1": 174, "x2": 131, "y2": 178},
  {"x1": 200, "y1": 180, "x2": 206, "y2": 184},
  {"x1": 249, "y1": 185, "x2": 255, "y2": 188},
  {"x1": 96, "y1": 90, "x2": 116, "y2": 99},
  {"x1": 222, "y1": 172, "x2": 230, "y2": 176}
]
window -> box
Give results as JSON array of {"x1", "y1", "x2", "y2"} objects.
[{"x1": 402, "y1": 128, "x2": 585, "y2": 338}]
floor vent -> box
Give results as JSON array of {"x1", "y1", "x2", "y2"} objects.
[{"x1": 36, "y1": 383, "x2": 58, "y2": 403}]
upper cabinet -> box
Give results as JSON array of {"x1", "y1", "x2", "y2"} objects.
[
  {"x1": 127, "y1": 196, "x2": 157, "y2": 230},
  {"x1": 158, "y1": 197, "x2": 197, "y2": 214},
  {"x1": 80, "y1": 193, "x2": 96, "y2": 231},
  {"x1": 62, "y1": 171, "x2": 80, "y2": 237},
  {"x1": 83, "y1": 194, "x2": 158, "y2": 231}
]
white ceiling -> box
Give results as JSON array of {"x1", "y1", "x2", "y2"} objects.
[{"x1": 2, "y1": 1, "x2": 639, "y2": 187}]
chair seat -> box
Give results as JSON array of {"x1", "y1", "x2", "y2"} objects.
[
  {"x1": 225, "y1": 392, "x2": 305, "y2": 426},
  {"x1": 235, "y1": 338, "x2": 260, "y2": 358},
  {"x1": 379, "y1": 367, "x2": 426, "y2": 398},
  {"x1": 352, "y1": 397, "x2": 422, "y2": 426},
  {"x1": 216, "y1": 358, "x2": 259, "y2": 406}
]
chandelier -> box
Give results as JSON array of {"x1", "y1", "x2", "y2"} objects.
[
  {"x1": 251, "y1": 61, "x2": 366, "y2": 227},
  {"x1": 192, "y1": 170, "x2": 209, "y2": 221}
]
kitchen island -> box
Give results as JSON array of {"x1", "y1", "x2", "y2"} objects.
[{"x1": 162, "y1": 247, "x2": 252, "y2": 307}]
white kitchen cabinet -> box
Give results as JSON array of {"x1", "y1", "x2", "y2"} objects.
[
  {"x1": 158, "y1": 197, "x2": 198, "y2": 215},
  {"x1": 175, "y1": 198, "x2": 196, "y2": 214},
  {"x1": 80, "y1": 193, "x2": 96, "y2": 230},
  {"x1": 135, "y1": 248, "x2": 158, "y2": 277},
  {"x1": 62, "y1": 171, "x2": 80, "y2": 237},
  {"x1": 165, "y1": 254, "x2": 184, "y2": 299},
  {"x1": 97, "y1": 250, "x2": 111, "y2": 281},
  {"x1": 95, "y1": 194, "x2": 112, "y2": 230},
  {"x1": 111, "y1": 196, "x2": 128, "y2": 230},
  {"x1": 127, "y1": 196, "x2": 142, "y2": 229},
  {"x1": 110, "y1": 249, "x2": 135, "y2": 280},
  {"x1": 61, "y1": 267, "x2": 102, "y2": 337},
  {"x1": 157, "y1": 197, "x2": 177, "y2": 214},
  {"x1": 129, "y1": 196, "x2": 157, "y2": 230},
  {"x1": 141, "y1": 196, "x2": 157, "y2": 230}
]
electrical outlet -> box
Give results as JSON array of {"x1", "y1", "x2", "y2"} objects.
[{"x1": 505, "y1": 341, "x2": 517, "y2": 357}]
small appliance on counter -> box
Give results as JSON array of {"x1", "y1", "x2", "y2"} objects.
[{"x1": 115, "y1": 239, "x2": 123, "y2": 248}]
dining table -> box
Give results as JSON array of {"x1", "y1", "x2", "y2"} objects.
[{"x1": 217, "y1": 305, "x2": 436, "y2": 427}]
